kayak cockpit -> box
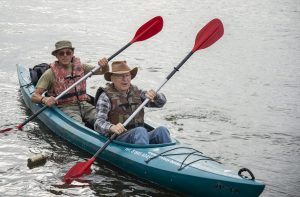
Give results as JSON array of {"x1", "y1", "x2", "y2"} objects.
[
  {"x1": 85, "y1": 95, "x2": 179, "y2": 148},
  {"x1": 108, "y1": 123, "x2": 178, "y2": 148},
  {"x1": 50, "y1": 103, "x2": 178, "y2": 148}
]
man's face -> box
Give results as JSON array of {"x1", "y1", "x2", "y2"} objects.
[
  {"x1": 111, "y1": 72, "x2": 131, "y2": 93},
  {"x1": 55, "y1": 48, "x2": 74, "y2": 66}
]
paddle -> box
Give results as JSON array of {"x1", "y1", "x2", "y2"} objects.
[
  {"x1": 63, "y1": 18, "x2": 224, "y2": 183},
  {"x1": 0, "y1": 16, "x2": 163, "y2": 133}
]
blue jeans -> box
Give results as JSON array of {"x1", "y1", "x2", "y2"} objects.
[{"x1": 115, "y1": 126, "x2": 171, "y2": 145}]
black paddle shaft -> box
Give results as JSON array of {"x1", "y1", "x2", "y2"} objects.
[
  {"x1": 93, "y1": 133, "x2": 117, "y2": 158},
  {"x1": 108, "y1": 43, "x2": 131, "y2": 61},
  {"x1": 166, "y1": 51, "x2": 194, "y2": 80},
  {"x1": 18, "y1": 105, "x2": 47, "y2": 128}
]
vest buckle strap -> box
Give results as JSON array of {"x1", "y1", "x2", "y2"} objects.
[{"x1": 59, "y1": 90, "x2": 87, "y2": 100}]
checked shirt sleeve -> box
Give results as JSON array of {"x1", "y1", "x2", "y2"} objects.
[
  {"x1": 140, "y1": 90, "x2": 167, "y2": 108},
  {"x1": 94, "y1": 92, "x2": 113, "y2": 135}
]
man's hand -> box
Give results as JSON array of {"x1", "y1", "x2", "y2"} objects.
[
  {"x1": 42, "y1": 96, "x2": 57, "y2": 107},
  {"x1": 145, "y1": 89, "x2": 157, "y2": 102},
  {"x1": 110, "y1": 123, "x2": 127, "y2": 135},
  {"x1": 98, "y1": 57, "x2": 109, "y2": 71},
  {"x1": 32, "y1": 88, "x2": 57, "y2": 107}
]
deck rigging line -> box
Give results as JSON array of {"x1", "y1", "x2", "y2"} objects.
[{"x1": 145, "y1": 147, "x2": 221, "y2": 171}]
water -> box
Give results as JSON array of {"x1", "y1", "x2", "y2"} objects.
[{"x1": 0, "y1": 0, "x2": 299, "y2": 196}]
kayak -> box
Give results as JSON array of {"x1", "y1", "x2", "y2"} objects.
[{"x1": 17, "y1": 64, "x2": 265, "y2": 197}]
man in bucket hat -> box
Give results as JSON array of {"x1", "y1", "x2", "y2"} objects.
[
  {"x1": 94, "y1": 61, "x2": 171, "y2": 144},
  {"x1": 31, "y1": 40, "x2": 109, "y2": 126}
]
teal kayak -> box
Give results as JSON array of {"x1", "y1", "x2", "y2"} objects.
[{"x1": 17, "y1": 64, "x2": 265, "y2": 197}]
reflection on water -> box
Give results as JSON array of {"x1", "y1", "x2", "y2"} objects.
[{"x1": 1, "y1": 0, "x2": 300, "y2": 196}]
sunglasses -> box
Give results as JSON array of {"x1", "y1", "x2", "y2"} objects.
[
  {"x1": 58, "y1": 51, "x2": 73, "y2": 56},
  {"x1": 113, "y1": 73, "x2": 131, "y2": 79}
]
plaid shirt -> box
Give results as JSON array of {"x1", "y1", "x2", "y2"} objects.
[{"x1": 94, "y1": 89, "x2": 166, "y2": 135}]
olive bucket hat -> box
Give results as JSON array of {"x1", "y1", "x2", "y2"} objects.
[{"x1": 51, "y1": 40, "x2": 74, "y2": 56}]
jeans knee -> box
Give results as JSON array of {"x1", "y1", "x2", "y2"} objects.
[
  {"x1": 133, "y1": 127, "x2": 148, "y2": 135},
  {"x1": 152, "y1": 126, "x2": 171, "y2": 144},
  {"x1": 156, "y1": 126, "x2": 170, "y2": 134},
  {"x1": 132, "y1": 127, "x2": 149, "y2": 144}
]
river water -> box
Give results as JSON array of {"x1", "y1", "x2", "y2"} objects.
[{"x1": 0, "y1": 0, "x2": 299, "y2": 196}]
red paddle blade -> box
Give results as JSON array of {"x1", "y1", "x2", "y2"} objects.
[
  {"x1": 17, "y1": 124, "x2": 23, "y2": 130},
  {"x1": 0, "y1": 127, "x2": 13, "y2": 133},
  {"x1": 1, "y1": 123, "x2": 23, "y2": 133},
  {"x1": 192, "y1": 18, "x2": 224, "y2": 52},
  {"x1": 130, "y1": 16, "x2": 163, "y2": 43},
  {"x1": 63, "y1": 157, "x2": 95, "y2": 183}
]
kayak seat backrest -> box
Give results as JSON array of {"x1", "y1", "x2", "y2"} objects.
[{"x1": 87, "y1": 94, "x2": 95, "y2": 106}]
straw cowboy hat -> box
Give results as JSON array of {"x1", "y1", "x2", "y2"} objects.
[
  {"x1": 104, "y1": 61, "x2": 138, "y2": 81},
  {"x1": 51, "y1": 40, "x2": 75, "y2": 55}
]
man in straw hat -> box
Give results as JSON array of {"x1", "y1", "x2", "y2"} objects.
[
  {"x1": 94, "y1": 61, "x2": 171, "y2": 144},
  {"x1": 32, "y1": 40, "x2": 109, "y2": 126}
]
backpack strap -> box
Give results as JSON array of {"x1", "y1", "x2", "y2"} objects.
[{"x1": 94, "y1": 87, "x2": 104, "y2": 106}]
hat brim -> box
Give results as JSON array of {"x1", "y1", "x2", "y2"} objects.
[
  {"x1": 104, "y1": 67, "x2": 138, "y2": 81},
  {"x1": 52, "y1": 47, "x2": 75, "y2": 56}
]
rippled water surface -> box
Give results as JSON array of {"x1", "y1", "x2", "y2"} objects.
[{"x1": 0, "y1": 0, "x2": 299, "y2": 196}]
